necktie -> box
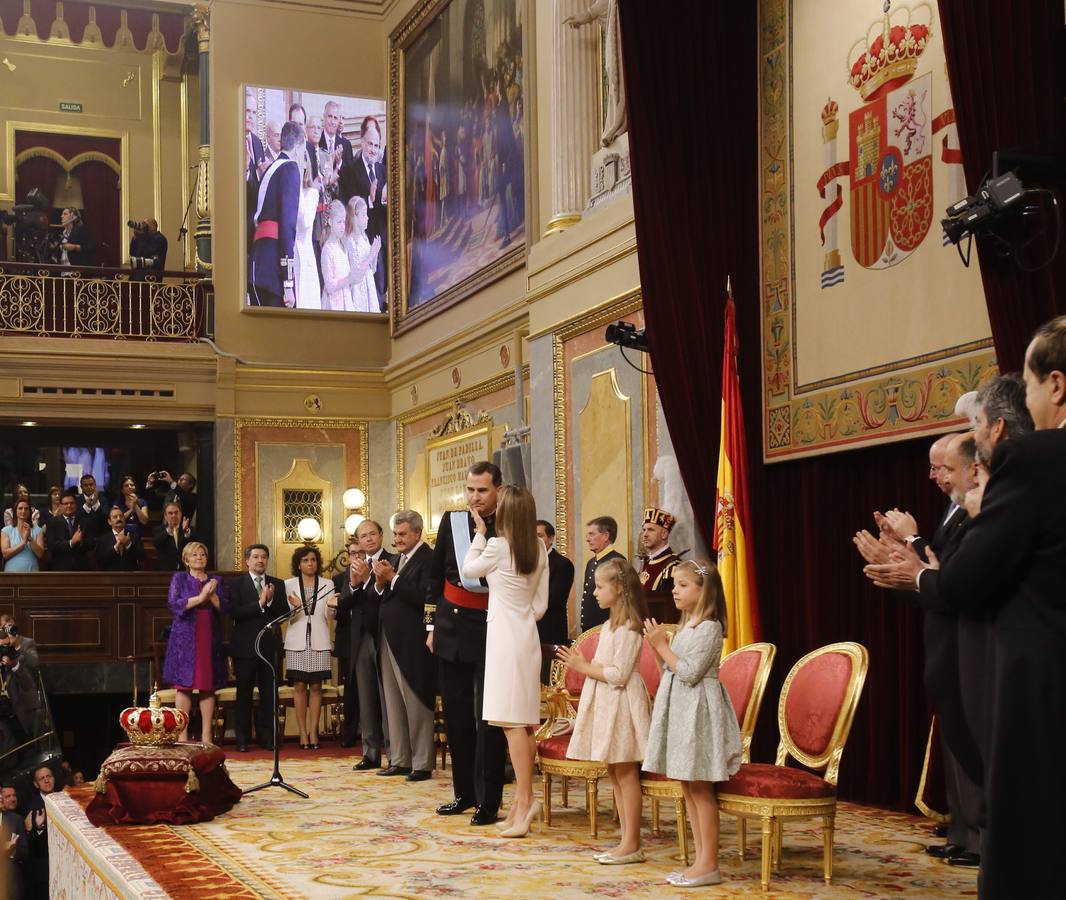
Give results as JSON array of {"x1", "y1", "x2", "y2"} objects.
[
  {"x1": 66, "y1": 517, "x2": 74, "y2": 536},
  {"x1": 396, "y1": 553, "x2": 407, "y2": 574},
  {"x1": 255, "y1": 575, "x2": 263, "y2": 595}
]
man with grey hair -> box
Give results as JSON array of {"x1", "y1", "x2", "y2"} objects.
[
  {"x1": 320, "y1": 100, "x2": 354, "y2": 203},
  {"x1": 973, "y1": 373, "x2": 1034, "y2": 466},
  {"x1": 250, "y1": 121, "x2": 306, "y2": 308},
  {"x1": 373, "y1": 511, "x2": 436, "y2": 780}
]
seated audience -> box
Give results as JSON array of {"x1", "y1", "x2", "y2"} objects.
[
  {"x1": 1, "y1": 782, "x2": 28, "y2": 899},
  {"x1": 163, "y1": 542, "x2": 228, "y2": 744},
  {"x1": 44, "y1": 491, "x2": 91, "y2": 572},
  {"x1": 37, "y1": 487, "x2": 62, "y2": 529},
  {"x1": 22, "y1": 765, "x2": 52, "y2": 900},
  {"x1": 3, "y1": 485, "x2": 40, "y2": 529},
  {"x1": 153, "y1": 502, "x2": 200, "y2": 572},
  {"x1": 75, "y1": 474, "x2": 109, "y2": 539},
  {"x1": 111, "y1": 475, "x2": 149, "y2": 538},
  {"x1": 95, "y1": 507, "x2": 146, "y2": 572},
  {"x1": 147, "y1": 471, "x2": 198, "y2": 522},
  {"x1": 2, "y1": 500, "x2": 45, "y2": 573}
]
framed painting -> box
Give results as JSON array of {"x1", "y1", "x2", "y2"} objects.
[{"x1": 388, "y1": 0, "x2": 526, "y2": 334}]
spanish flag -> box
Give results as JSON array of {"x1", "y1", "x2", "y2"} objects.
[{"x1": 715, "y1": 283, "x2": 760, "y2": 653}]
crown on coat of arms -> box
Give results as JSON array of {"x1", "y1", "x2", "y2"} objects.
[
  {"x1": 848, "y1": 2, "x2": 932, "y2": 101},
  {"x1": 119, "y1": 690, "x2": 188, "y2": 746}
]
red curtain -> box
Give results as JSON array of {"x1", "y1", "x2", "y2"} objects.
[
  {"x1": 14, "y1": 131, "x2": 122, "y2": 267},
  {"x1": 619, "y1": 0, "x2": 951, "y2": 808},
  {"x1": 937, "y1": 0, "x2": 1066, "y2": 371}
]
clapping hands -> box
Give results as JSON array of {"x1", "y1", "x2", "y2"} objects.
[
  {"x1": 642, "y1": 618, "x2": 671, "y2": 653},
  {"x1": 555, "y1": 643, "x2": 588, "y2": 675}
]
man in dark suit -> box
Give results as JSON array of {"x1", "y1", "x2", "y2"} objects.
[
  {"x1": 250, "y1": 121, "x2": 304, "y2": 308},
  {"x1": 44, "y1": 491, "x2": 90, "y2": 571},
  {"x1": 228, "y1": 544, "x2": 288, "y2": 751},
  {"x1": 152, "y1": 502, "x2": 200, "y2": 571},
  {"x1": 56, "y1": 206, "x2": 96, "y2": 266},
  {"x1": 76, "y1": 474, "x2": 109, "y2": 540},
  {"x1": 95, "y1": 507, "x2": 146, "y2": 571},
  {"x1": 375, "y1": 511, "x2": 436, "y2": 781},
  {"x1": 320, "y1": 101, "x2": 354, "y2": 204},
  {"x1": 580, "y1": 516, "x2": 626, "y2": 631},
  {"x1": 1, "y1": 782, "x2": 28, "y2": 899},
  {"x1": 245, "y1": 91, "x2": 267, "y2": 252},
  {"x1": 347, "y1": 116, "x2": 388, "y2": 310},
  {"x1": 936, "y1": 318, "x2": 1066, "y2": 898},
  {"x1": 338, "y1": 521, "x2": 391, "y2": 770},
  {"x1": 287, "y1": 103, "x2": 319, "y2": 181},
  {"x1": 863, "y1": 433, "x2": 983, "y2": 866},
  {"x1": 146, "y1": 470, "x2": 198, "y2": 523},
  {"x1": 536, "y1": 519, "x2": 573, "y2": 652},
  {"x1": 332, "y1": 540, "x2": 357, "y2": 746},
  {"x1": 428, "y1": 462, "x2": 507, "y2": 825}
]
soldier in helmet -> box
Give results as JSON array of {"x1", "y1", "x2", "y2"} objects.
[{"x1": 637, "y1": 508, "x2": 683, "y2": 622}]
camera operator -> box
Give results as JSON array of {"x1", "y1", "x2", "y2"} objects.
[
  {"x1": 54, "y1": 207, "x2": 95, "y2": 266},
  {"x1": 128, "y1": 218, "x2": 167, "y2": 280},
  {"x1": 0, "y1": 627, "x2": 38, "y2": 676},
  {"x1": 0, "y1": 645, "x2": 41, "y2": 762}
]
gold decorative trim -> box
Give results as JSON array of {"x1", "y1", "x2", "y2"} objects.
[
  {"x1": 550, "y1": 287, "x2": 643, "y2": 557},
  {"x1": 12, "y1": 147, "x2": 120, "y2": 175},
  {"x1": 396, "y1": 366, "x2": 527, "y2": 511},
  {"x1": 543, "y1": 213, "x2": 582, "y2": 237},
  {"x1": 151, "y1": 49, "x2": 162, "y2": 223},
  {"x1": 914, "y1": 717, "x2": 950, "y2": 822},
  {"x1": 233, "y1": 416, "x2": 369, "y2": 567}
]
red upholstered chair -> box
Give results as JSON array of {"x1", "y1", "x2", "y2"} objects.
[
  {"x1": 717, "y1": 641, "x2": 869, "y2": 891},
  {"x1": 642, "y1": 640, "x2": 776, "y2": 864},
  {"x1": 536, "y1": 626, "x2": 663, "y2": 836}
]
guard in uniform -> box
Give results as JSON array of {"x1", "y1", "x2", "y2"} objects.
[
  {"x1": 580, "y1": 516, "x2": 626, "y2": 632},
  {"x1": 638, "y1": 507, "x2": 683, "y2": 622},
  {"x1": 250, "y1": 121, "x2": 304, "y2": 308}
]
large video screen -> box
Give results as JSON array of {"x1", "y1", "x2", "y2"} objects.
[{"x1": 243, "y1": 86, "x2": 388, "y2": 315}]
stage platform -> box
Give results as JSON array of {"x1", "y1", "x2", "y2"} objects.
[{"x1": 48, "y1": 747, "x2": 979, "y2": 898}]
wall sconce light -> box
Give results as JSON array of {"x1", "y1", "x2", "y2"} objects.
[
  {"x1": 344, "y1": 513, "x2": 365, "y2": 536},
  {"x1": 342, "y1": 487, "x2": 366, "y2": 510},
  {"x1": 297, "y1": 517, "x2": 322, "y2": 543}
]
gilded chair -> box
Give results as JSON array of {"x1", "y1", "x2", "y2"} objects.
[
  {"x1": 536, "y1": 626, "x2": 664, "y2": 836},
  {"x1": 717, "y1": 641, "x2": 869, "y2": 891},
  {"x1": 642, "y1": 640, "x2": 776, "y2": 864}
]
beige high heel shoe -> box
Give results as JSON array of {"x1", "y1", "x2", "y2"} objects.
[{"x1": 499, "y1": 800, "x2": 541, "y2": 838}]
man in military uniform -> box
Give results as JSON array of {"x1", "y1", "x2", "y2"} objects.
[
  {"x1": 250, "y1": 121, "x2": 304, "y2": 308},
  {"x1": 637, "y1": 507, "x2": 683, "y2": 622},
  {"x1": 580, "y1": 516, "x2": 626, "y2": 631}
]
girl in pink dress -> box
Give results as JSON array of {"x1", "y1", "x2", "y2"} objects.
[
  {"x1": 320, "y1": 200, "x2": 354, "y2": 312},
  {"x1": 344, "y1": 196, "x2": 382, "y2": 314}
]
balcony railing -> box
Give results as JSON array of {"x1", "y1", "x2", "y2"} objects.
[{"x1": 0, "y1": 262, "x2": 213, "y2": 341}]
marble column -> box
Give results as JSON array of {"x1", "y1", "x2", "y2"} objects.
[
  {"x1": 546, "y1": 0, "x2": 601, "y2": 234},
  {"x1": 192, "y1": 4, "x2": 212, "y2": 273}
]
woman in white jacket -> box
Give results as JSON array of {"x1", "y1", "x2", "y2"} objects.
[
  {"x1": 463, "y1": 484, "x2": 548, "y2": 838},
  {"x1": 284, "y1": 545, "x2": 338, "y2": 749}
]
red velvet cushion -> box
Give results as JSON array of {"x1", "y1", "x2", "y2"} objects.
[
  {"x1": 640, "y1": 769, "x2": 669, "y2": 782},
  {"x1": 785, "y1": 651, "x2": 853, "y2": 758},
  {"x1": 720, "y1": 648, "x2": 760, "y2": 724},
  {"x1": 719, "y1": 763, "x2": 836, "y2": 799},
  {"x1": 537, "y1": 734, "x2": 572, "y2": 760},
  {"x1": 637, "y1": 639, "x2": 663, "y2": 698},
  {"x1": 564, "y1": 632, "x2": 601, "y2": 695}
]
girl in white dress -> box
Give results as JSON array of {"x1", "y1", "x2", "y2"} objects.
[
  {"x1": 293, "y1": 150, "x2": 322, "y2": 310},
  {"x1": 462, "y1": 485, "x2": 548, "y2": 838},
  {"x1": 558, "y1": 558, "x2": 651, "y2": 865},
  {"x1": 344, "y1": 196, "x2": 382, "y2": 313},
  {"x1": 319, "y1": 200, "x2": 354, "y2": 312},
  {"x1": 643, "y1": 560, "x2": 742, "y2": 888}
]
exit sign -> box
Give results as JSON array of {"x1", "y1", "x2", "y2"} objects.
[{"x1": 59, "y1": 101, "x2": 83, "y2": 113}]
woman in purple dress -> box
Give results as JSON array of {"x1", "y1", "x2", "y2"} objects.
[{"x1": 163, "y1": 541, "x2": 229, "y2": 743}]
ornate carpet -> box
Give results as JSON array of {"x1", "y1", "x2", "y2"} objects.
[{"x1": 55, "y1": 751, "x2": 979, "y2": 897}]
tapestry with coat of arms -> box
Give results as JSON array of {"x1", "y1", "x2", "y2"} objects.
[{"x1": 759, "y1": 0, "x2": 998, "y2": 461}]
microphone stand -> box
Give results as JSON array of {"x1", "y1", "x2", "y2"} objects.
[{"x1": 243, "y1": 606, "x2": 308, "y2": 798}]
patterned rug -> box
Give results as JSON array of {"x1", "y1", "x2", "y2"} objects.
[{"x1": 68, "y1": 752, "x2": 979, "y2": 898}]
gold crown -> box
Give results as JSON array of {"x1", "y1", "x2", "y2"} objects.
[
  {"x1": 848, "y1": 3, "x2": 931, "y2": 101},
  {"x1": 119, "y1": 691, "x2": 188, "y2": 746}
]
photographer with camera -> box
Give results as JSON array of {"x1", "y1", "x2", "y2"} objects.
[{"x1": 128, "y1": 217, "x2": 167, "y2": 279}]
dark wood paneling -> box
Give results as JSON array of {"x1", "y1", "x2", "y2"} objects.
[{"x1": 0, "y1": 572, "x2": 240, "y2": 664}]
